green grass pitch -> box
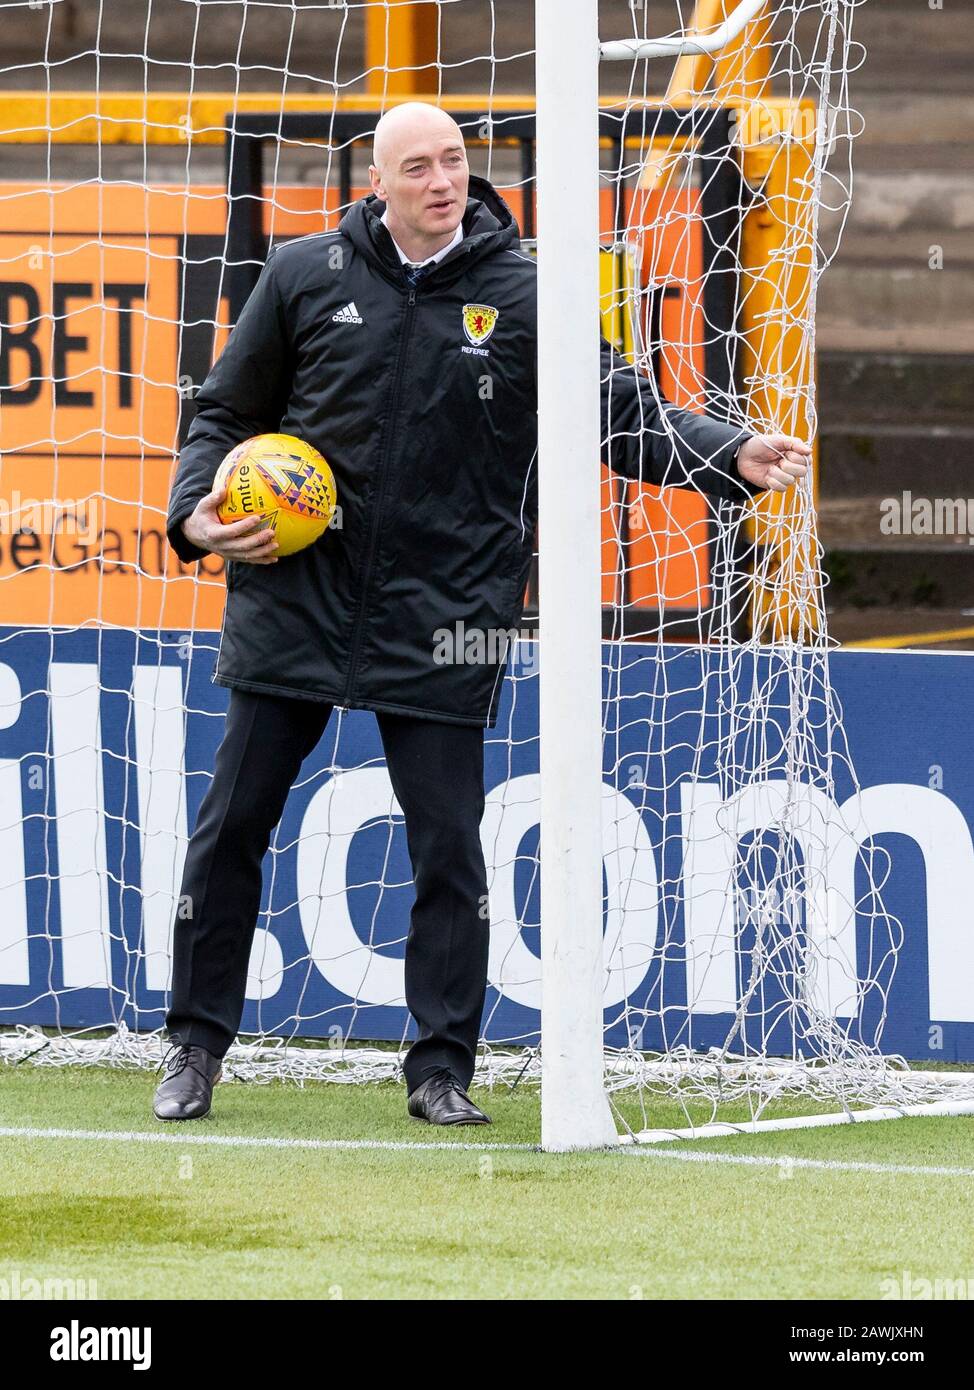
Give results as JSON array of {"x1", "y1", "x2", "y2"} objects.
[{"x1": 1, "y1": 1066, "x2": 973, "y2": 1300}]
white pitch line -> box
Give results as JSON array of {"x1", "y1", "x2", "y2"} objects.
[
  {"x1": 623, "y1": 1147, "x2": 974, "y2": 1178},
  {"x1": 2, "y1": 1126, "x2": 974, "y2": 1176},
  {"x1": 0, "y1": 1125, "x2": 536, "y2": 1153}
]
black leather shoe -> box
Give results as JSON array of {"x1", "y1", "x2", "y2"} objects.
[
  {"x1": 407, "y1": 1070, "x2": 491, "y2": 1126},
  {"x1": 153, "y1": 1044, "x2": 222, "y2": 1121}
]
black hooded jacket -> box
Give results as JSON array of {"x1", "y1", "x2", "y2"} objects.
[{"x1": 166, "y1": 175, "x2": 757, "y2": 727}]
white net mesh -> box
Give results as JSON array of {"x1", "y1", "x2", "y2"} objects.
[{"x1": 0, "y1": 0, "x2": 969, "y2": 1132}]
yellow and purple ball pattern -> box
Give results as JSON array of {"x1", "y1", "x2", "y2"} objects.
[{"x1": 215, "y1": 433, "x2": 337, "y2": 557}]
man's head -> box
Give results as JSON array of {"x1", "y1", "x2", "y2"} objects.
[{"x1": 369, "y1": 103, "x2": 469, "y2": 259}]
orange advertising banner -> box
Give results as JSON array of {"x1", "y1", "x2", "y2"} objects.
[{"x1": 0, "y1": 185, "x2": 234, "y2": 629}]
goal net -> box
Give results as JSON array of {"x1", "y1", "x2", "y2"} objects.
[{"x1": 1, "y1": 0, "x2": 969, "y2": 1145}]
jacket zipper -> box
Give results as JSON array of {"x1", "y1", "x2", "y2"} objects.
[{"x1": 342, "y1": 283, "x2": 417, "y2": 705}]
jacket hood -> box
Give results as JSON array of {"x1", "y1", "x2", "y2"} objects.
[{"x1": 340, "y1": 173, "x2": 521, "y2": 285}]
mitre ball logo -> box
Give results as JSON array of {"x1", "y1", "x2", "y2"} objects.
[
  {"x1": 215, "y1": 433, "x2": 338, "y2": 557},
  {"x1": 462, "y1": 303, "x2": 499, "y2": 345}
]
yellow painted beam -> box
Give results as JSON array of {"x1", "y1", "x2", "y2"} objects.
[
  {"x1": 713, "y1": 0, "x2": 773, "y2": 105},
  {"x1": 738, "y1": 98, "x2": 822, "y2": 644},
  {"x1": 0, "y1": 91, "x2": 813, "y2": 146},
  {"x1": 641, "y1": 0, "x2": 753, "y2": 192},
  {"x1": 599, "y1": 244, "x2": 636, "y2": 356},
  {"x1": 365, "y1": 2, "x2": 439, "y2": 97},
  {"x1": 0, "y1": 90, "x2": 539, "y2": 145},
  {"x1": 843, "y1": 627, "x2": 974, "y2": 651},
  {"x1": 667, "y1": 0, "x2": 732, "y2": 104},
  {"x1": 657, "y1": 1, "x2": 772, "y2": 109}
]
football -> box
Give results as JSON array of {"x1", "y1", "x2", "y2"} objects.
[{"x1": 214, "y1": 433, "x2": 338, "y2": 557}]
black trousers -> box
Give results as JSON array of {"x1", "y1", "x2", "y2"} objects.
[{"x1": 165, "y1": 689, "x2": 490, "y2": 1093}]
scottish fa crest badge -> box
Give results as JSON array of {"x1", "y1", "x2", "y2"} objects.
[{"x1": 461, "y1": 303, "x2": 499, "y2": 346}]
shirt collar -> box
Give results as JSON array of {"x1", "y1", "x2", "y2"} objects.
[{"x1": 380, "y1": 210, "x2": 463, "y2": 267}]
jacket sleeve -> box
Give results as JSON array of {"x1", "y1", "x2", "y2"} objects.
[
  {"x1": 599, "y1": 336, "x2": 763, "y2": 503},
  {"x1": 166, "y1": 250, "x2": 293, "y2": 563}
]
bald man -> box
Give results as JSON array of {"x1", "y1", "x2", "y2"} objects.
[{"x1": 160, "y1": 102, "x2": 809, "y2": 1127}]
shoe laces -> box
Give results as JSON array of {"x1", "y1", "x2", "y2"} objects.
[
  {"x1": 424, "y1": 1069, "x2": 465, "y2": 1103},
  {"x1": 159, "y1": 1043, "x2": 210, "y2": 1082}
]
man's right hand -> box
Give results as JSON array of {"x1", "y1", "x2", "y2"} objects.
[{"x1": 180, "y1": 483, "x2": 279, "y2": 564}]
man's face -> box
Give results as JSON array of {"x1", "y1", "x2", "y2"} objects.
[{"x1": 370, "y1": 130, "x2": 469, "y2": 242}]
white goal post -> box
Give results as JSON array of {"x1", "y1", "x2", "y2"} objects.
[{"x1": 536, "y1": 0, "x2": 617, "y2": 1151}]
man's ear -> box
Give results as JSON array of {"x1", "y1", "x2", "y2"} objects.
[{"x1": 368, "y1": 164, "x2": 385, "y2": 198}]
